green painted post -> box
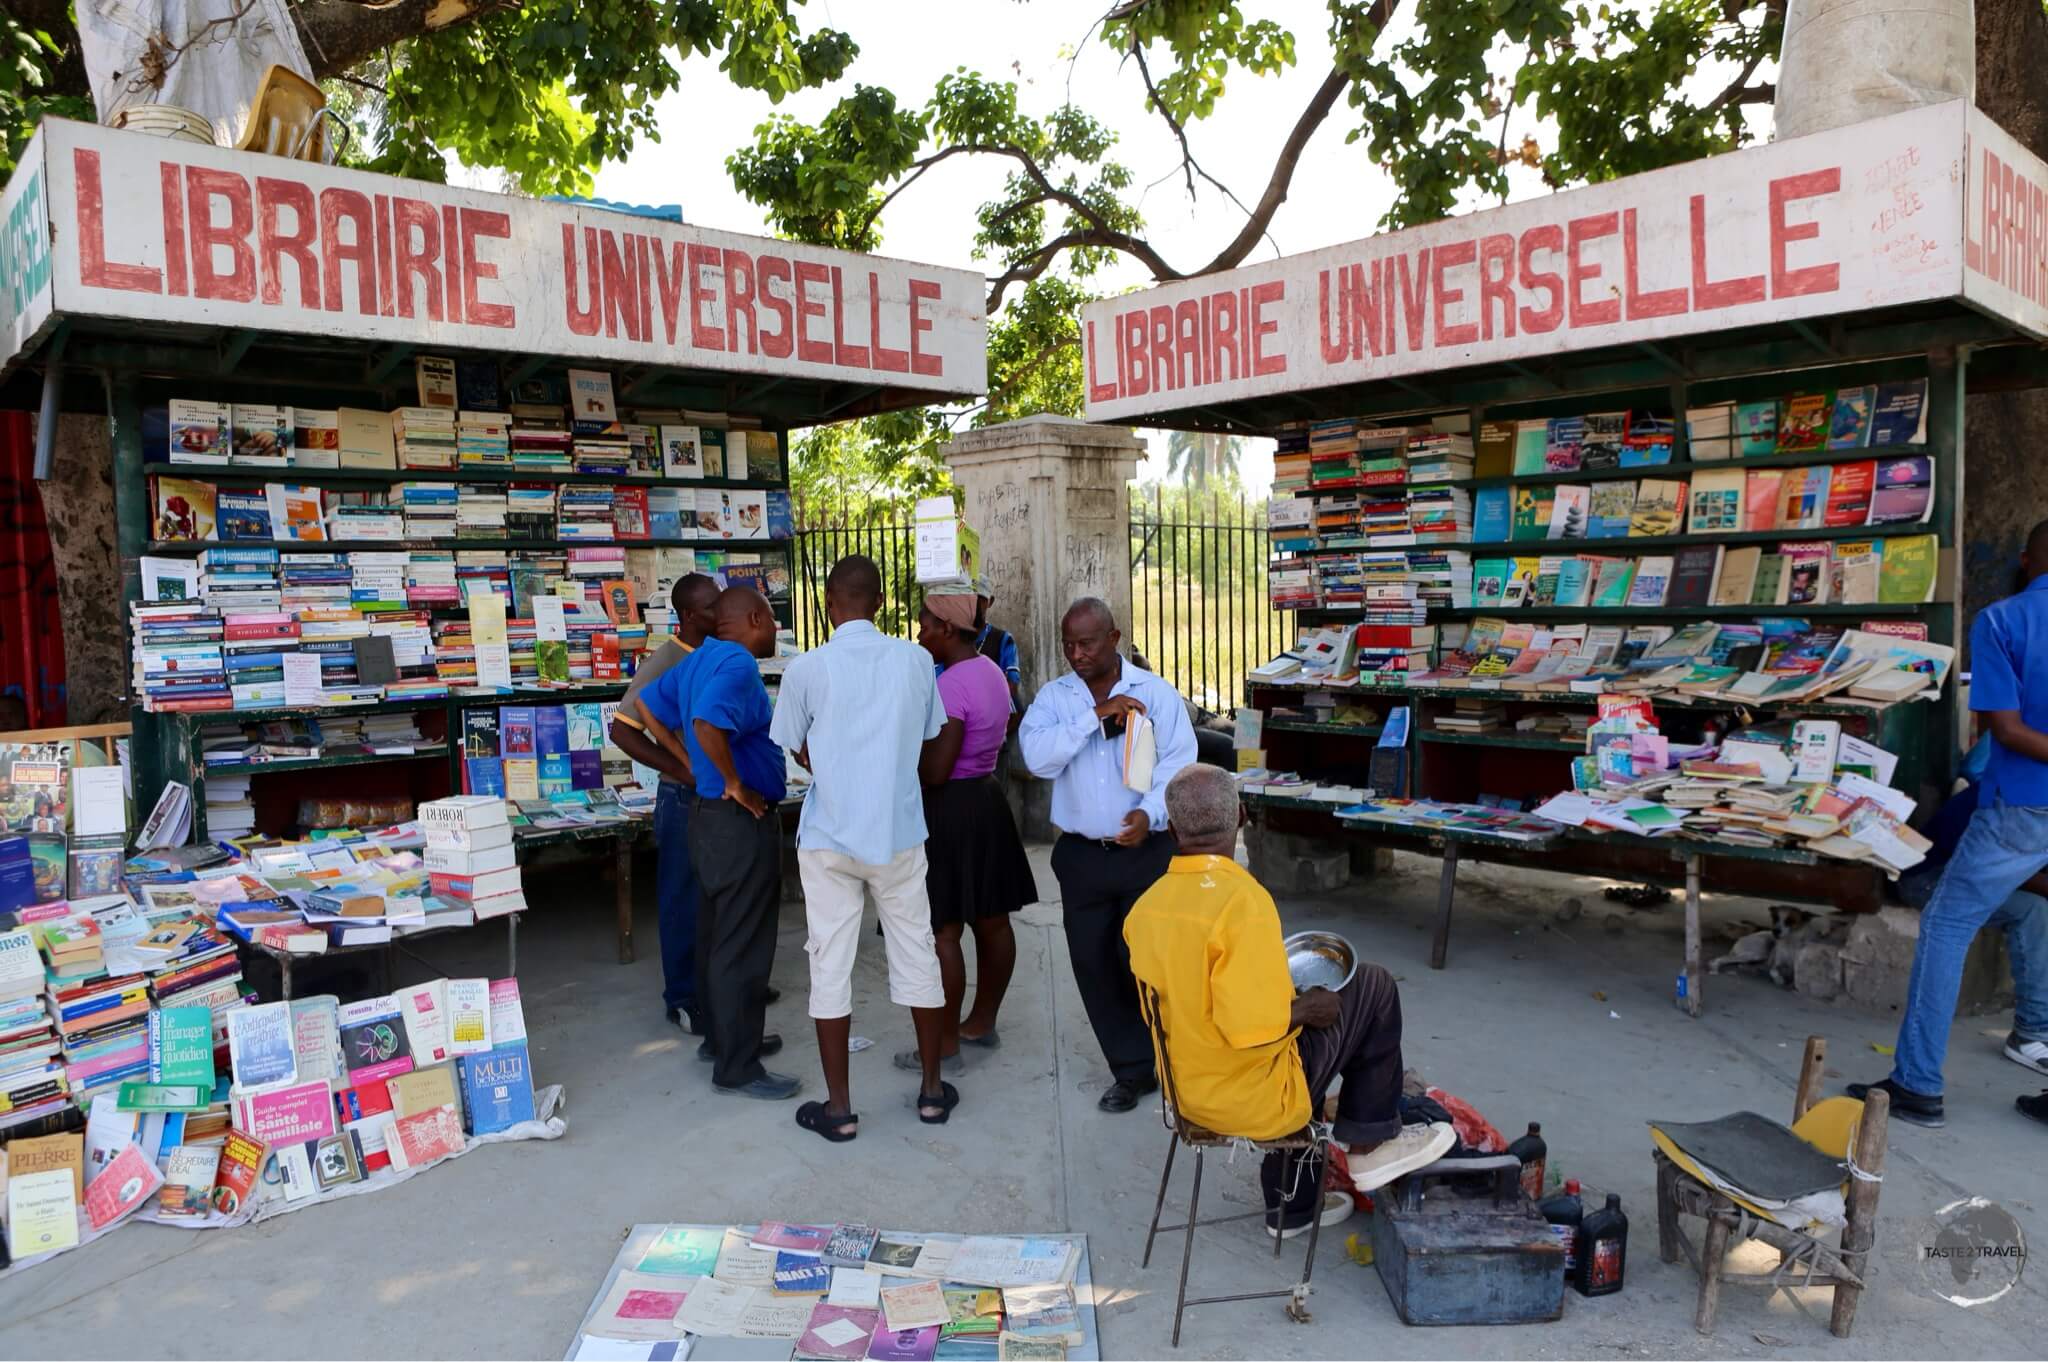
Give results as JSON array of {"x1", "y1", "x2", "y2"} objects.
[{"x1": 1926, "y1": 347, "x2": 1964, "y2": 801}]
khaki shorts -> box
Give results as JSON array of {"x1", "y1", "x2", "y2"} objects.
[{"x1": 798, "y1": 845, "x2": 945, "y2": 1018}]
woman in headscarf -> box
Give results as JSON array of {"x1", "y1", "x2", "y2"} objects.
[{"x1": 894, "y1": 589, "x2": 1038, "y2": 1074}]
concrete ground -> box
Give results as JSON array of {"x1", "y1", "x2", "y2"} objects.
[{"x1": 1, "y1": 843, "x2": 2043, "y2": 1360}]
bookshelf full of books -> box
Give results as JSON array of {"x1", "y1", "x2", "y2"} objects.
[
  {"x1": 1242, "y1": 356, "x2": 1958, "y2": 912},
  {"x1": 120, "y1": 357, "x2": 798, "y2": 841}
]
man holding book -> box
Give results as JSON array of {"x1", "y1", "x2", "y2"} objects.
[
  {"x1": 622, "y1": 586, "x2": 797, "y2": 1101},
  {"x1": 1019, "y1": 597, "x2": 1197, "y2": 1113},
  {"x1": 1125, "y1": 765, "x2": 1454, "y2": 1235},
  {"x1": 609, "y1": 574, "x2": 732, "y2": 1037},
  {"x1": 1852, "y1": 520, "x2": 2048, "y2": 1128},
  {"x1": 769, "y1": 555, "x2": 956, "y2": 1140}
]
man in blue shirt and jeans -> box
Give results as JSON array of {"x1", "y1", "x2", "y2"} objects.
[
  {"x1": 624, "y1": 586, "x2": 799, "y2": 1101},
  {"x1": 1853, "y1": 522, "x2": 2048, "y2": 1127}
]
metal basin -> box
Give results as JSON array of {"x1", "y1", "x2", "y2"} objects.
[{"x1": 1283, "y1": 930, "x2": 1357, "y2": 994}]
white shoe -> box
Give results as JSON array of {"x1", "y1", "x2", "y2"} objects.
[
  {"x1": 1348, "y1": 1122, "x2": 1457, "y2": 1192},
  {"x1": 2005, "y1": 1031, "x2": 2048, "y2": 1076},
  {"x1": 1265, "y1": 1193, "x2": 1351, "y2": 1240}
]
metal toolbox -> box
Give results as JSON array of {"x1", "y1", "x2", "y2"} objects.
[{"x1": 1370, "y1": 1154, "x2": 1566, "y2": 1326}]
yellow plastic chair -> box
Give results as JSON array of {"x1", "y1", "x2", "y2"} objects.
[{"x1": 234, "y1": 65, "x2": 345, "y2": 163}]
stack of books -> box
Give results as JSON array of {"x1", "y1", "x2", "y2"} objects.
[
  {"x1": 558, "y1": 486, "x2": 617, "y2": 541},
  {"x1": 1268, "y1": 496, "x2": 1315, "y2": 554},
  {"x1": 457, "y1": 485, "x2": 508, "y2": 540},
  {"x1": 404, "y1": 552, "x2": 461, "y2": 608},
  {"x1": 457, "y1": 410, "x2": 511, "y2": 468},
  {"x1": 421, "y1": 797, "x2": 528, "y2": 920},
  {"x1": 1269, "y1": 558, "x2": 1320, "y2": 611},
  {"x1": 1313, "y1": 493, "x2": 1366, "y2": 546},
  {"x1": 200, "y1": 547, "x2": 282, "y2": 613},
  {"x1": 395, "y1": 407, "x2": 457, "y2": 470},
  {"x1": 1315, "y1": 552, "x2": 1365, "y2": 609},
  {"x1": 1308, "y1": 419, "x2": 1362, "y2": 489},
  {"x1": 1272, "y1": 426, "x2": 1310, "y2": 495},
  {"x1": 505, "y1": 484, "x2": 557, "y2": 538},
  {"x1": 572, "y1": 428, "x2": 632, "y2": 476},
  {"x1": 350, "y1": 552, "x2": 409, "y2": 614},
  {"x1": 0, "y1": 926, "x2": 64, "y2": 1135},
  {"x1": 48, "y1": 969, "x2": 149, "y2": 1103},
  {"x1": 131, "y1": 601, "x2": 228, "y2": 712},
  {"x1": 509, "y1": 403, "x2": 572, "y2": 471},
  {"x1": 1406, "y1": 430, "x2": 1474, "y2": 482},
  {"x1": 1408, "y1": 484, "x2": 1473, "y2": 542},
  {"x1": 398, "y1": 482, "x2": 459, "y2": 539},
  {"x1": 279, "y1": 553, "x2": 351, "y2": 612},
  {"x1": 1435, "y1": 698, "x2": 1507, "y2": 733},
  {"x1": 206, "y1": 774, "x2": 254, "y2": 837},
  {"x1": 328, "y1": 502, "x2": 406, "y2": 540}
]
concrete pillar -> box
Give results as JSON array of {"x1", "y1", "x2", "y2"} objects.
[{"x1": 943, "y1": 415, "x2": 1144, "y2": 695}]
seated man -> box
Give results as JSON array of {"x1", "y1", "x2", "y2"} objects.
[{"x1": 1124, "y1": 764, "x2": 1454, "y2": 1237}]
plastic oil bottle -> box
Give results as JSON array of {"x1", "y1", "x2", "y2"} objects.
[
  {"x1": 1574, "y1": 1193, "x2": 1629, "y2": 1295},
  {"x1": 1539, "y1": 1179, "x2": 1584, "y2": 1276},
  {"x1": 1506, "y1": 1122, "x2": 1547, "y2": 1201}
]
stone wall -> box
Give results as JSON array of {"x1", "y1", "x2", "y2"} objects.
[{"x1": 39, "y1": 415, "x2": 122, "y2": 723}]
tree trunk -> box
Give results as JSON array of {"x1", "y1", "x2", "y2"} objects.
[
  {"x1": 40, "y1": 415, "x2": 124, "y2": 724},
  {"x1": 1963, "y1": 0, "x2": 2048, "y2": 648}
]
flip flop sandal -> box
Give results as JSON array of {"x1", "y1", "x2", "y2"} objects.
[
  {"x1": 795, "y1": 1101, "x2": 859, "y2": 1143},
  {"x1": 916, "y1": 1081, "x2": 961, "y2": 1125}
]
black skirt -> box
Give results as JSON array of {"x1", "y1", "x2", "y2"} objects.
[{"x1": 923, "y1": 775, "x2": 1038, "y2": 925}]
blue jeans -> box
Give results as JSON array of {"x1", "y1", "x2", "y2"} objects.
[
  {"x1": 655, "y1": 781, "x2": 699, "y2": 1014},
  {"x1": 1892, "y1": 800, "x2": 2048, "y2": 1095}
]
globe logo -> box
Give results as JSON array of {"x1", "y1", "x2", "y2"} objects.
[{"x1": 1917, "y1": 1197, "x2": 2027, "y2": 1308}]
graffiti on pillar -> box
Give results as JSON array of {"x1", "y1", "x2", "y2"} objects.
[{"x1": 974, "y1": 480, "x2": 1030, "y2": 535}]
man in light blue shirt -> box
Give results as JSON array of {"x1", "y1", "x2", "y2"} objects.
[
  {"x1": 1020, "y1": 596, "x2": 1198, "y2": 1112},
  {"x1": 770, "y1": 555, "x2": 954, "y2": 1141}
]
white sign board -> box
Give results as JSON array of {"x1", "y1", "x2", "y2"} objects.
[
  {"x1": 1080, "y1": 100, "x2": 2034, "y2": 421},
  {"x1": 0, "y1": 119, "x2": 987, "y2": 400}
]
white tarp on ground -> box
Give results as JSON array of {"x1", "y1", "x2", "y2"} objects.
[
  {"x1": 75, "y1": 0, "x2": 314, "y2": 144},
  {"x1": 0, "y1": 1084, "x2": 566, "y2": 1277}
]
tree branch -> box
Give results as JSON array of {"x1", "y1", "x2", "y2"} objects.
[
  {"x1": 986, "y1": 230, "x2": 1094, "y2": 313},
  {"x1": 1128, "y1": 40, "x2": 1197, "y2": 200},
  {"x1": 1190, "y1": 63, "x2": 1349, "y2": 276}
]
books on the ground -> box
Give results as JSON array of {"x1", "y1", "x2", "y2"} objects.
[
  {"x1": 157, "y1": 1141, "x2": 221, "y2": 1218},
  {"x1": 210, "y1": 1128, "x2": 266, "y2": 1215},
  {"x1": 583, "y1": 1269, "x2": 694, "y2": 1343},
  {"x1": 226, "y1": 1001, "x2": 297, "y2": 1091},
  {"x1": 635, "y1": 1224, "x2": 725, "y2": 1277},
  {"x1": 7, "y1": 1165, "x2": 79, "y2": 1257},
  {"x1": 774, "y1": 1250, "x2": 834, "y2": 1295},
  {"x1": 445, "y1": 977, "x2": 493, "y2": 1055},
  {"x1": 337, "y1": 994, "x2": 414, "y2": 1083},
  {"x1": 797, "y1": 1303, "x2": 879, "y2": 1359},
  {"x1": 1001, "y1": 1284, "x2": 1083, "y2": 1346},
  {"x1": 388, "y1": 1102, "x2": 465, "y2": 1169},
  {"x1": 458, "y1": 1042, "x2": 534, "y2": 1133},
  {"x1": 82, "y1": 1141, "x2": 160, "y2": 1231}
]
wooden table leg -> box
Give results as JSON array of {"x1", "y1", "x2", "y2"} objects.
[
  {"x1": 615, "y1": 835, "x2": 635, "y2": 965},
  {"x1": 1684, "y1": 853, "x2": 1703, "y2": 1018},
  {"x1": 507, "y1": 911, "x2": 519, "y2": 978},
  {"x1": 280, "y1": 952, "x2": 293, "y2": 1002},
  {"x1": 1429, "y1": 841, "x2": 1460, "y2": 970}
]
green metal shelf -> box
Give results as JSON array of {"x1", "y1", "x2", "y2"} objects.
[
  {"x1": 1262, "y1": 719, "x2": 1385, "y2": 738},
  {"x1": 1277, "y1": 443, "x2": 1932, "y2": 498},
  {"x1": 1419, "y1": 729, "x2": 1585, "y2": 752},
  {"x1": 148, "y1": 537, "x2": 793, "y2": 554},
  {"x1": 147, "y1": 464, "x2": 779, "y2": 490},
  {"x1": 1289, "y1": 521, "x2": 1935, "y2": 557},
  {"x1": 201, "y1": 745, "x2": 451, "y2": 775}
]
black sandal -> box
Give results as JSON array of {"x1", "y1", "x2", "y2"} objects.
[
  {"x1": 796, "y1": 1101, "x2": 859, "y2": 1143},
  {"x1": 917, "y1": 1081, "x2": 961, "y2": 1125}
]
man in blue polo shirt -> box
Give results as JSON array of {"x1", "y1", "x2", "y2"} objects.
[
  {"x1": 1852, "y1": 521, "x2": 2048, "y2": 1128},
  {"x1": 624, "y1": 586, "x2": 798, "y2": 1101}
]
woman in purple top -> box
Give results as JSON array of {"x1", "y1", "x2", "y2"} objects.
[{"x1": 895, "y1": 592, "x2": 1039, "y2": 1072}]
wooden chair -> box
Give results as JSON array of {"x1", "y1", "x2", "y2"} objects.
[
  {"x1": 1137, "y1": 982, "x2": 1332, "y2": 1348},
  {"x1": 234, "y1": 65, "x2": 347, "y2": 163},
  {"x1": 1653, "y1": 1036, "x2": 1889, "y2": 1338}
]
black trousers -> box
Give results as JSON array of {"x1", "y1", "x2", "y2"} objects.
[
  {"x1": 1049, "y1": 830, "x2": 1176, "y2": 1084},
  {"x1": 688, "y1": 797, "x2": 782, "y2": 1088},
  {"x1": 1263, "y1": 962, "x2": 1405, "y2": 1217}
]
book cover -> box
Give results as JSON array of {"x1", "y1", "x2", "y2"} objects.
[
  {"x1": 292, "y1": 409, "x2": 339, "y2": 468},
  {"x1": 1869, "y1": 378, "x2": 1928, "y2": 445},
  {"x1": 568, "y1": 369, "x2": 619, "y2": 426},
  {"x1": 1828, "y1": 540, "x2": 1883, "y2": 604},
  {"x1": 1002, "y1": 1284, "x2": 1083, "y2": 1346},
  {"x1": 1686, "y1": 468, "x2": 1745, "y2": 533},
  {"x1": 1510, "y1": 486, "x2": 1555, "y2": 541},
  {"x1": 1742, "y1": 470, "x2": 1783, "y2": 531},
  {"x1": 1471, "y1": 487, "x2": 1510, "y2": 543},
  {"x1": 636, "y1": 1224, "x2": 724, "y2": 1277},
  {"x1": 1578, "y1": 411, "x2": 1626, "y2": 471},
  {"x1": 1546, "y1": 485, "x2": 1589, "y2": 539},
  {"x1": 1775, "y1": 393, "x2": 1833, "y2": 452},
  {"x1": 774, "y1": 1250, "x2": 834, "y2": 1295},
  {"x1": 387, "y1": 1062, "x2": 460, "y2": 1118},
  {"x1": 227, "y1": 1001, "x2": 297, "y2": 1090},
  {"x1": 1554, "y1": 556, "x2": 1594, "y2": 608},
  {"x1": 1867, "y1": 455, "x2": 1934, "y2": 525},
  {"x1": 389, "y1": 1103, "x2": 465, "y2": 1169},
  {"x1": 1683, "y1": 403, "x2": 1735, "y2": 461},
  {"x1": 1666, "y1": 545, "x2": 1724, "y2": 608},
  {"x1": 458, "y1": 1042, "x2": 534, "y2": 1134},
  {"x1": 83, "y1": 1141, "x2": 161, "y2": 1231},
  {"x1": 337, "y1": 994, "x2": 414, "y2": 1083},
  {"x1": 416, "y1": 355, "x2": 459, "y2": 409},
  {"x1": 1629, "y1": 479, "x2": 1687, "y2": 537},
  {"x1": 8, "y1": 1168, "x2": 79, "y2": 1256},
  {"x1": 1735, "y1": 401, "x2": 1777, "y2": 457},
  {"x1": 745, "y1": 430, "x2": 782, "y2": 481},
  {"x1": 446, "y1": 977, "x2": 493, "y2": 1054},
  {"x1": 1827, "y1": 385, "x2": 1874, "y2": 448},
  {"x1": 1777, "y1": 466, "x2": 1830, "y2": 528},
  {"x1": 209, "y1": 1128, "x2": 265, "y2": 1216},
  {"x1": 1625, "y1": 555, "x2": 1675, "y2": 607},
  {"x1": 265, "y1": 484, "x2": 327, "y2": 541},
  {"x1": 152, "y1": 476, "x2": 218, "y2": 541},
  {"x1": 167, "y1": 399, "x2": 229, "y2": 465},
  {"x1": 661, "y1": 425, "x2": 703, "y2": 479},
  {"x1": 1750, "y1": 552, "x2": 1790, "y2": 605},
  {"x1": 754, "y1": 1221, "x2": 834, "y2": 1255},
  {"x1": 216, "y1": 486, "x2": 272, "y2": 540},
  {"x1": 1475, "y1": 421, "x2": 1516, "y2": 478},
  {"x1": 1590, "y1": 558, "x2": 1635, "y2": 608},
  {"x1": 1621, "y1": 411, "x2": 1675, "y2": 465},
  {"x1": 1586, "y1": 481, "x2": 1637, "y2": 539},
  {"x1": 1878, "y1": 533, "x2": 1939, "y2": 603},
  {"x1": 1782, "y1": 541, "x2": 1833, "y2": 604},
  {"x1": 1542, "y1": 417, "x2": 1584, "y2": 472},
  {"x1": 1822, "y1": 460, "x2": 1877, "y2": 527},
  {"x1": 1712, "y1": 546, "x2": 1762, "y2": 606},
  {"x1": 456, "y1": 358, "x2": 502, "y2": 412},
  {"x1": 337, "y1": 407, "x2": 396, "y2": 470},
  {"x1": 1511, "y1": 420, "x2": 1549, "y2": 475},
  {"x1": 1471, "y1": 558, "x2": 1509, "y2": 608},
  {"x1": 148, "y1": 1005, "x2": 213, "y2": 1087},
  {"x1": 797, "y1": 1303, "x2": 880, "y2": 1359},
  {"x1": 868, "y1": 1326, "x2": 943, "y2": 1361},
  {"x1": 230, "y1": 403, "x2": 291, "y2": 467},
  {"x1": 396, "y1": 979, "x2": 451, "y2": 1065},
  {"x1": 489, "y1": 978, "x2": 528, "y2": 1043},
  {"x1": 823, "y1": 1223, "x2": 882, "y2": 1268}
]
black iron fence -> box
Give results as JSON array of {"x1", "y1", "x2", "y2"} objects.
[
  {"x1": 1128, "y1": 487, "x2": 1290, "y2": 715},
  {"x1": 789, "y1": 521, "x2": 921, "y2": 649},
  {"x1": 790, "y1": 488, "x2": 1288, "y2": 713}
]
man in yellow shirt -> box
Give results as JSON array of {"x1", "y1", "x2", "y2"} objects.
[{"x1": 1125, "y1": 765, "x2": 1453, "y2": 1237}]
